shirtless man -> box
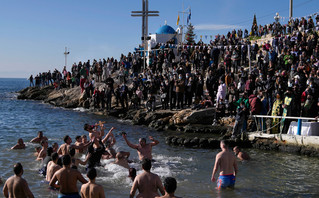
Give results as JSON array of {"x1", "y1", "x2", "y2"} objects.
[
  {"x1": 52, "y1": 142, "x2": 59, "y2": 153},
  {"x1": 74, "y1": 136, "x2": 84, "y2": 153},
  {"x1": 30, "y1": 131, "x2": 48, "y2": 144},
  {"x1": 80, "y1": 168, "x2": 105, "y2": 198},
  {"x1": 84, "y1": 123, "x2": 105, "y2": 140},
  {"x1": 130, "y1": 159, "x2": 165, "y2": 198},
  {"x1": 233, "y1": 146, "x2": 250, "y2": 161},
  {"x1": 122, "y1": 133, "x2": 159, "y2": 161},
  {"x1": 113, "y1": 151, "x2": 130, "y2": 169},
  {"x1": 211, "y1": 140, "x2": 238, "y2": 189},
  {"x1": 155, "y1": 177, "x2": 181, "y2": 198},
  {"x1": 3, "y1": 163, "x2": 34, "y2": 198},
  {"x1": 36, "y1": 140, "x2": 48, "y2": 161},
  {"x1": 46, "y1": 152, "x2": 61, "y2": 182},
  {"x1": 49, "y1": 155, "x2": 88, "y2": 198},
  {"x1": 58, "y1": 135, "x2": 90, "y2": 156},
  {"x1": 11, "y1": 138, "x2": 26, "y2": 149}
]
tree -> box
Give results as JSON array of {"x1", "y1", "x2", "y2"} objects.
[{"x1": 185, "y1": 23, "x2": 195, "y2": 45}]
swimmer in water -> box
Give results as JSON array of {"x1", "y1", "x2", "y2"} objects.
[
  {"x1": 155, "y1": 177, "x2": 181, "y2": 198},
  {"x1": 36, "y1": 140, "x2": 48, "y2": 161},
  {"x1": 11, "y1": 138, "x2": 26, "y2": 149},
  {"x1": 130, "y1": 159, "x2": 165, "y2": 198},
  {"x1": 233, "y1": 146, "x2": 250, "y2": 161},
  {"x1": 113, "y1": 151, "x2": 131, "y2": 169},
  {"x1": 49, "y1": 155, "x2": 87, "y2": 198},
  {"x1": 80, "y1": 168, "x2": 105, "y2": 198},
  {"x1": 3, "y1": 163, "x2": 34, "y2": 198},
  {"x1": 122, "y1": 133, "x2": 159, "y2": 161},
  {"x1": 46, "y1": 152, "x2": 61, "y2": 182},
  {"x1": 30, "y1": 131, "x2": 48, "y2": 144},
  {"x1": 211, "y1": 140, "x2": 238, "y2": 189}
]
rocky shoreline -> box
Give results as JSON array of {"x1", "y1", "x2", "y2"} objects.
[{"x1": 17, "y1": 85, "x2": 319, "y2": 157}]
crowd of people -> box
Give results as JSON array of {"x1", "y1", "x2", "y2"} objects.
[
  {"x1": 14, "y1": 14, "x2": 319, "y2": 197},
  {"x1": 5, "y1": 125, "x2": 249, "y2": 197},
  {"x1": 29, "y1": 16, "x2": 319, "y2": 138}
]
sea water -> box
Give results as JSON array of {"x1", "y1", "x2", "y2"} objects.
[{"x1": 0, "y1": 78, "x2": 319, "y2": 198}]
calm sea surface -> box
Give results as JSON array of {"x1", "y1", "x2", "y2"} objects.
[{"x1": 0, "y1": 78, "x2": 318, "y2": 198}]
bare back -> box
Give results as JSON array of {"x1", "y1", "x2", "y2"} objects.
[
  {"x1": 46, "y1": 161, "x2": 61, "y2": 182},
  {"x1": 3, "y1": 175, "x2": 34, "y2": 198},
  {"x1": 131, "y1": 172, "x2": 164, "y2": 198},
  {"x1": 58, "y1": 144, "x2": 69, "y2": 156},
  {"x1": 80, "y1": 182, "x2": 105, "y2": 198},
  {"x1": 53, "y1": 167, "x2": 87, "y2": 194},
  {"x1": 216, "y1": 151, "x2": 237, "y2": 175}
]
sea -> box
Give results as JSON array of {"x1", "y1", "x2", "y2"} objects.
[{"x1": 0, "y1": 78, "x2": 319, "y2": 198}]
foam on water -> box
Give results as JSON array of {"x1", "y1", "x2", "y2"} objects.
[{"x1": 73, "y1": 107, "x2": 88, "y2": 112}]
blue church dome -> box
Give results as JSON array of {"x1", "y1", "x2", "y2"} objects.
[{"x1": 155, "y1": 25, "x2": 176, "y2": 34}]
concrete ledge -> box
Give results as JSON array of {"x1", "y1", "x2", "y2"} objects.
[{"x1": 248, "y1": 132, "x2": 319, "y2": 149}]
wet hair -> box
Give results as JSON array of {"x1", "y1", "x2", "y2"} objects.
[
  {"x1": 164, "y1": 177, "x2": 177, "y2": 194},
  {"x1": 84, "y1": 124, "x2": 91, "y2": 131},
  {"x1": 61, "y1": 155, "x2": 71, "y2": 166},
  {"x1": 142, "y1": 158, "x2": 152, "y2": 171},
  {"x1": 220, "y1": 140, "x2": 229, "y2": 148},
  {"x1": 57, "y1": 157, "x2": 62, "y2": 167},
  {"x1": 129, "y1": 168, "x2": 137, "y2": 182},
  {"x1": 87, "y1": 168, "x2": 97, "y2": 180},
  {"x1": 13, "y1": 163, "x2": 23, "y2": 175},
  {"x1": 51, "y1": 152, "x2": 59, "y2": 161},
  {"x1": 38, "y1": 131, "x2": 43, "y2": 137},
  {"x1": 46, "y1": 147, "x2": 53, "y2": 157},
  {"x1": 75, "y1": 136, "x2": 81, "y2": 141},
  {"x1": 69, "y1": 147, "x2": 75, "y2": 157},
  {"x1": 63, "y1": 135, "x2": 70, "y2": 143}
]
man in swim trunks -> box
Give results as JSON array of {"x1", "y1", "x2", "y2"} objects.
[
  {"x1": 3, "y1": 163, "x2": 34, "y2": 198},
  {"x1": 122, "y1": 133, "x2": 159, "y2": 161},
  {"x1": 80, "y1": 168, "x2": 105, "y2": 198},
  {"x1": 49, "y1": 155, "x2": 87, "y2": 198},
  {"x1": 11, "y1": 138, "x2": 26, "y2": 149},
  {"x1": 233, "y1": 146, "x2": 250, "y2": 161},
  {"x1": 211, "y1": 140, "x2": 238, "y2": 189},
  {"x1": 30, "y1": 131, "x2": 48, "y2": 144}
]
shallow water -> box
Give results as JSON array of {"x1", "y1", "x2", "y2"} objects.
[{"x1": 0, "y1": 78, "x2": 319, "y2": 198}]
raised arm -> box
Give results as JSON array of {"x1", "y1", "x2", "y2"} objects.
[
  {"x1": 101, "y1": 127, "x2": 115, "y2": 144},
  {"x1": 122, "y1": 134, "x2": 138, "y2": 149},
  {"x1": 149, "y1": 136, "x2": 159, "y2": 147}
]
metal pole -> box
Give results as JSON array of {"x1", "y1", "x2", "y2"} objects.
[
  {"x1": 142, "y1": 0, "x2": 146, "y2": 69},
  {"x1": 289, "y1": 0, "x2": 293, "y2": 19},
  {"x1": 145, "y1": 0, "x2": 148, "y2": 69}
]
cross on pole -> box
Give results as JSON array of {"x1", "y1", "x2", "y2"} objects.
[
  {"x1": 64, "y1": 47, "x2": 70, "y2": 67},
  {"x1": 131, "y1": 0, "x2": 159, "y2": 69}
]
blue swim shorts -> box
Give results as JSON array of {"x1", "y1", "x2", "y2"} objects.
[{"x1": 217, "y1": 174, "x2": 236, "y2": 189}]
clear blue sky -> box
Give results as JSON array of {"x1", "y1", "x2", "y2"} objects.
[{"x1": 0, "y1": 0, "x2": 318, "y2": 78}]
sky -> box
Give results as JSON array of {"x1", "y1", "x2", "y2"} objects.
[{"x1": 0, "y1": 0, "x2": 319, "y2": 78}]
